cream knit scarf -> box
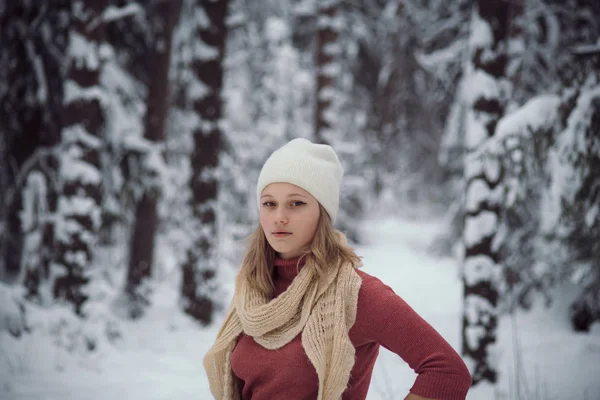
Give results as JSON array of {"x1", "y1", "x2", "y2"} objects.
[{"x1": 203, "y1": 256, "x2": 362, "y2": 400}]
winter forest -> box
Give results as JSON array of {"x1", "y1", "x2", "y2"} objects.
[{"x1": 1, "y1": 0, "x2": 599, "y2": 399}]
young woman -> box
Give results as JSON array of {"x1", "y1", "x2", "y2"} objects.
[{"x1": 204, "y1": 138, "x2": 472, "y2": 400}]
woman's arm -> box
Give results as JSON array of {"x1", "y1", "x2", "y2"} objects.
[{"x1": 353, "y1": 271, "x2": 472, "y2": 400}]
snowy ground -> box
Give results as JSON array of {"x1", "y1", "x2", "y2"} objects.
[{"x1": 1, "y1": 216, "x2": 599, "y2": 400}]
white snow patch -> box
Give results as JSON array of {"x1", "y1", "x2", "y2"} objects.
[{"x1": 464, "y1": 210, "x2": 498, "y2": 247}]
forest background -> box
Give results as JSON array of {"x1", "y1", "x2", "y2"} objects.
[{"x1": 1, "y1": 0, "x2": 599, "y2": 398}]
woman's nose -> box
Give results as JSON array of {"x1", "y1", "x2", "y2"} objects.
[{"x1": 275, "y1": 209, "x2": 288, "y2": 224}]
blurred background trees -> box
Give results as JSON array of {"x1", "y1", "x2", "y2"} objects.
[{"x1": 0, "y1": 0, "x2": 598, "y2": 389}]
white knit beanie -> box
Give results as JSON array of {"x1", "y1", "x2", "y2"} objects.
[{"x1": 257, "y1": 138, "x2": 344, "y2": 222}]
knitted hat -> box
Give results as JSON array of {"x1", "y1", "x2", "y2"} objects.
[{"x1": 257, "y1": 138, "x2": 344, "y2": 222}]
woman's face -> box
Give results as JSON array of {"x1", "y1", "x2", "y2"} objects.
[{"x1": 259, "y1": 182, "x2": 321, "y2": 259}]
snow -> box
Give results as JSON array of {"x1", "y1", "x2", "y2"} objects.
[
  {"x1": 68, "y1": 32, "x2": 99, "y2": 70},
  {"x1": 85, "y1": 4, "x2": 144, "y2": 34},
  {"x1": 187, "y1": 78, "x2": 211, "y2": 102},
  {"x1": 488, "y1": 95, "x2": 561, "y2": 153},
  {"x1": 542, "y1": 85, "x2": 600, "y2": 233},
  {"x1": 293, "y1": 0, "x2": 316, "y2": 17},
  {"x1": 464, "y1": 211, "x2": 498, "y2": 248},
  {"x1": 415, "y1": 40, "x2": 466, "y2": 73},
  {"x1": 465, "y1": 175, "x2": 503, "y2": 214},
  {"x1": 99, "y1": 4, "x2": 143, "y2": 25},
  {"x1": 57, "y1": 196, "x2": 101, "y2": 228},
  {"x1": 192, "y1": 39, "x2": 219, "y2": 62},
  {"x1": 468, "y1": 11, "x2": 493, "y2": 54},
  {"x1": 1, "y1": 216, "x2": 599, "y2": 399},
  {"x1": 572, "y1": 41, "x2": 600, "y2": 56},
  {"x1": 560, "y1": 85, "x2": 600, "y2": 158},
  {"x1": 22, "y1": 37, "x2": 47, "y2": 103},
  {"x1": 464, "y1": 106, "x2": 490, "y2": 150},
  {"x1": 60, "y1": 157, "x2": 102, "y2": 186},
  {"x1": 317, "y1": 14, "x2": 344, "y2": 32},
  {"x1": 463, "y1": 255, "x2": 497, "y2": 286},
  {"x1": 463, "y1": 69, "x2": 502, "y2": 107},
  {"x1": 324, "y1": 42, "x2": 342, "y2": 57},
  {"x1": 64, "y1": 81, "x2": 108, "y2": 107},
  {"x1": 264, "y1": 18, "x2": 289, "y2": 43},
  {"x1": 62, "y1": 125, "x2": 103, "y2": 150},
  {"x1": 19, "y1": 171, "x2": 48, "y2": 232},
  {"x1": 0, "y1": 284, "x2": 26, "y2": 337}
]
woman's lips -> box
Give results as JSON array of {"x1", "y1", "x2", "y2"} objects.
[{"x1": 272, "y1": 232, "x2": 292, "y2": 237}]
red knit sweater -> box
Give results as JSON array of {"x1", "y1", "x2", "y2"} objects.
[{"x1": 230, "y1": 257, "x2": 472, "y2": 399}]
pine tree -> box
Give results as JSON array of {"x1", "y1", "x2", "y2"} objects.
[
  {"x1": 180, "y1": 0, "x2": 230, "y2": 325},
  {"x1": 314, "y1": 0, "x2": 341, "y2": 145},
  {"x1": 126, "y1": 0, "x2": 182, "y2": 318},
  {"x1": 0, "y1": 1, "x2": 70, "y2": 300},
  {"x1": 549, "y1": 78, "x2": 600, "y2": 332},
  {"x1": 53, "y1": 0, "x2": 108, "y2": 314},
  {"x1": 461, "y1": 0, "x2": 523, "y2": 385}
]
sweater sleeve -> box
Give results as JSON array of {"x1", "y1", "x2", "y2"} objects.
[{"x1": 352, "y1": 270, "x2": 472, "y2": 400}]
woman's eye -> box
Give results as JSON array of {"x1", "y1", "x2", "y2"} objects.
[
  {"x1": 262, "y1": 201, "x2": 275, "y2": 207},
  {"x1": 291, "y1": 201, "x2": 306, "y2": 207}
]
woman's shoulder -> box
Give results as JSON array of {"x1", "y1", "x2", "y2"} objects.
[
  {"x1": 348, "y1": 267, "x2": 406, "y2": 344},
  {"x1": 349, "y1": 267, "x2": 405, "y2": 316},
  {"x1": 352, "y1": 267, "x2": 395, "y2": 295}
]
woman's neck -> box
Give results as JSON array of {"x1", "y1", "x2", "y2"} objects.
[{"x1": 272, "y1": 255, "x2": 306, "y2": 288}]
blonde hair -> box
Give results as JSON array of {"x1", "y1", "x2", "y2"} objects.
[{"x1": 237, "y1": 204, "x2": 362, "y2": 297}]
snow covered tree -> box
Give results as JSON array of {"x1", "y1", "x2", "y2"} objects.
[
  {"x1": 485, "y1": 2, "x2": 600, "y2": 327},
  {"x1": 460, "y1": 0, "x2": 523, "y2": 385},
  {"x1": 178, "y1": 0, "x2": 230, "y2": 325},
  {"x1": 0, "y1": 1, "x2": 70, "y2": 299},
  {"x1": 314, "y1": 0, "x2": 341, "y2": 145},
  {"x1": 313, "y1": 0, "x2": 370, "y2": 241},
  {"x1": 479, "y1": 95, "x2": 561, "y2": 315},
  {"x1": 52, "y1": 1, "x2": 109, "y2": 314},
  {"x1": 545, "y1": 78, "x2": 600, "y2": 332},
  {"x1": 125, "y1": 0, "x2": 182, "y2": 318},
  {"x1": 98, "y1": 1, "x2": 149, "y2": 247}
]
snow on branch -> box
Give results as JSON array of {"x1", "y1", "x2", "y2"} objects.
[
  {"x1": 68, "y1": 32, "x2": 100, "y2": 70},
  {"x1": 471, "y1": 94, "x2": 561, "y2": 162},
  {"x1": 2, "y1": 148, "x2": 58, "y2": 228},
  {"x1": 571, "y1": 40, "x2": 600, "y2": 56},
  {"x1": 544, "y1": 84, "x2": 600, "y2": 229},
  {"x1": 473, "y1": 94, "x2": 561, "y2": 207},
  {"x1": 415, "y1": 40, "x2": 465, "y2": 73},
  {"x1": 561, "y1": 85, "x2": 600, "y2": 158},
  {"x1": 87, "y1": 4, "x2": 144, "y2": 32},
  {"x1": 468, "y1": 10, "x2": 493, "y2": 50},
  {"x1": 192, "y1": 39, "x2": 219, "y2": 62},
  {"x1": 20, "y1": 171, "x2": 49, "y2": 234},
  {"x1": 293, "y1": 0, "x2": 316, "y2": 16},
  {"x1": 489, "y1": 95, "x2": 561, "y2": 152},
  {"x1": 60, "y1": 157, "x2": 102, "y2": 186},
  {"x1": 465, "y1": 211, "x2": 498, "y2": 248},
  {"x1": 317, "y1": 14, "x2": 343, "y2": 31},
  {"x1": 63, "y1": 124, "x2": 103, "y2": 150},
  {"x1": 64, "y1": 80, "x2": 109, "y2": 107},
  {"x1": 16, "y1": 22, "x2": 47, "y2": 103}
]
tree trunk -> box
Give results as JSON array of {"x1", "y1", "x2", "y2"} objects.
[
  {"x1": 126, "y1": 0, "x2": 182, "y2": 319},
  {"x1": 461, "y1": 0, "x2": 522, "y2": 386},
  {"x1": 53, "y1": 0, "x2": 106, "y2": 315},
  {"x1": 313, "y1": 0, "x2": 341, "y2": 145},
  {"x1": 180, "y1": 0, "x2": 229, "y2": 325}
]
